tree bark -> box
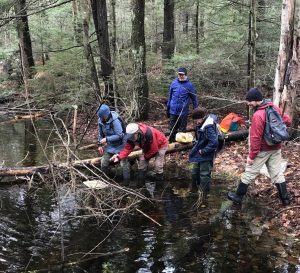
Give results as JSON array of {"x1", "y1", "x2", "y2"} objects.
[
  {"x1": 247, "y1": 0, "x2": 257, "y2": 90},
  {"x1": 281, "y1": 9, "x2": 300, "y2": 135},
  {"x1": 81, "y1": 0, "x2": 100, "y2": 95},
  {"x1": 131, "y1": 0, "x2": 149, "y2": 120},
  {"x1": 162, "y1": 0, "x2": 175, "y2": 59},
  {"x1": 14, "y1": 0, "x2": 35, "y2": 96},
  {"x1": 273, "y1": 0, "x2": 296, "y2": 106},
  {"x1": 90, "y1": 0, "x2": 113, "y2": 103}
]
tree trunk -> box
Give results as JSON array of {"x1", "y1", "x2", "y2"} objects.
[
  {"x1": 14, "y1": 0, "x2": 35, "y2": 96},
  {"x1": 195, "y1": 0, "x2": 200, "y2": 54},
  {"x1": 81, "y1": 1, "x2": 101, "y2": 95},
  {"x1": 162, "y1": 0, "x2": 175, "y2": 59},
  {"x1": 72, "y1": 0, "x2": 82, "y2": 44},
  {"x1": 111, "y1": 0, "x2": 119, "y2": 110},
  {"x1": 273, "y1": 0, "x2": 296, "y2": 106},
  {"x1": 247, "y1": 0, "x2": 257, "y2": 90},
  {"x1": 90, "y1": 0, "x2": 113, "y2": 103},
  {"x1": 131, "y1": 0, "x2": 149, "y2": 120},
  {"x1": 281, "y1": 9, "x2": 300, "y2": 136}
]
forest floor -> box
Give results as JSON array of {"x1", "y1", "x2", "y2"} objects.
[{"x1": 81, "y1": 94, "x2": 300, "y2": 238}]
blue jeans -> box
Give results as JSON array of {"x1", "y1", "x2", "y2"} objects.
[{"x1": 191, "y1": 160, "x2": 213, "y2": 192}]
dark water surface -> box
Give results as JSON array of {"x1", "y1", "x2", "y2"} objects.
[{"x1": 0, "y1": 119, "x2": 299, "y2": 272}]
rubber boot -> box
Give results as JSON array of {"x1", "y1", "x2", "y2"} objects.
[
  {"x1": 227, "y1": 182, "x2": 248, "y2": 204},
  {"x1": 276, "y1": 182, "x2": 292, "y2": 206},
  {"x1": 191, "y1": 174, "x2": 200, "y2": 192},
  {"x1": 199, "y1": 179, "x2": 210, "y2": 193},
  {"x1": 137, "y1": 170, "x2": 146, "y2": 188},
  {"x1": 101, "y1": 165, "x2": 110, "y2": 177},
  {"x1": 122, "y1": 172, "x2": 130, "y2": 187}
]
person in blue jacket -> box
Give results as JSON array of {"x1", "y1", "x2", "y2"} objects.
[
  {"x1": 97, "y1": 104, "x2": 130, "y2": 185},
  {"x1": 167, "y1": 67, "x2": 198, "y2": 142},
  {"x1": 189, "y1": 107, "x2": 218, "y2": 193}
]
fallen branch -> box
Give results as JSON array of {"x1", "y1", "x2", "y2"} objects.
[
  {"x1": 269, "y1": 205, "x2": 300, "y2": 219},
  {"x1": 0, "y1": 142, "x2": 192, "y2": 178},
  {"x1": 0, "y1": 112, "x2": 47, "y2": 124}
]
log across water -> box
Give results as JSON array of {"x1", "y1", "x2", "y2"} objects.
[{"x1": 0, "y1": 130, "x2": 249, "y2": 178}]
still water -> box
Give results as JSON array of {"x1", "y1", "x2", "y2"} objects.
[{"x1": 0, "y1": 119, "x2": 299, "y2": 272}]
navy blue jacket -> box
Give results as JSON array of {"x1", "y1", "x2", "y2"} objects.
[
  {"x1": 189, "y1": 114, "x2": 218, "y2": 163},
  {"x1": 167, "y1": 78, "x2": 198, "y2": 116}
]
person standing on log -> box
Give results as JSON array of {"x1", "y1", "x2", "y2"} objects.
[
  {"x1": 97, "y1": 104, "x2": 130, "y2": 186},
  {"x1": 110, "y1": 123, "x2": 168, "y2": 185},
  {"x1": 189, "y1": 107, "x2": 219, "y2": 193},
  {"x1": 227, "y1": 88, "x2": 292, "y2": 206},
  {"x1": 166, "y1": 67, "x2": 198, "y2": 143}
]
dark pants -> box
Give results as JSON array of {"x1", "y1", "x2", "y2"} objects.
[
  {"x1": 191, "y1": 161, "x2": 213, "y2": 192},
  {"x1": 168, "y1": 114, "x2": 188, "y2": 143}
]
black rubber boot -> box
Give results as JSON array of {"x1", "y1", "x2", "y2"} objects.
[
  {"x1": 276, "y1": 182, "x2": 292, "y2": 206},
  {"x1": 227, "y1": 182, "x2": 248, "y2": 204},
  {"x1": 191, "y1": 174, "x2": 200, "y2": 192},
  {"x1": 101, "y1": 166, "x2": 110, "y2": 177},
  {"x1": 137, "y1": 170, "x2": 147, "y2": 188}
]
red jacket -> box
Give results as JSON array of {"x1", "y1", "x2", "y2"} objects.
[
  {"x1": 249, "y1": 101, "x2": 291, "y2": 160},
  {"x1": 118, "y1": 123, "x2": 169, "y2": 160}
]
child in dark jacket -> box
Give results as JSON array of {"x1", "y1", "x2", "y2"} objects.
[{"x1": 189, "y1": 107, "x2": 218, "y2": 192}]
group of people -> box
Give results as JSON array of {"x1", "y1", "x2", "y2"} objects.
[{"x1": 96, "y1": 67, "x2": 292, "y2": 206}]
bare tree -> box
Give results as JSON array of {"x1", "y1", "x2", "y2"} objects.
[
  {"x1": 14, "y1": 0, "x2": 35, "y2": 96},
  {"x1": 273, "y1": 0, "x2": 295, "y2": 106},
  {"x1": 131, "y1": 0, "x2": 149, "y2": 120},
  {"x1": 162, "y1": 0, "x2": 175, "y2": 59},
  {"x1": 90, "y1": 0, "x2": 113, "y2": 103}
]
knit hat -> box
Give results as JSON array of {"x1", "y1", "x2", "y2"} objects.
[
  {"x1": 178, "y1": 67, "x2": 187, "y2": 75},
  {"x1": 126, "y1": 123, "x2": 139, "y2": 134},
  {"x1": 192, "y1": 107, "x2": 207, "y2": 119},
  {"x1": 246, "y1": 88, "x2": 263, "y2": 102}
]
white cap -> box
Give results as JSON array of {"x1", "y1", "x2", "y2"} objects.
[{"x1": 126, "y1": 123, "x2": 139, "y2": 134}]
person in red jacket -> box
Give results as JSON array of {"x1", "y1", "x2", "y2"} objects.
[
  {"x1": 110, "y1": 123, "x2": 169, "y2": 183},
  {"x1": 228, "y1": 88, "x2": 292, "y2": 206}
]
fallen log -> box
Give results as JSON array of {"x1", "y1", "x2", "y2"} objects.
[
  {"x1": 0, "y1": 130, "x2": 250, "y2": 178},
  {"x1": 0, "y1": 142, "x2": 193, "y2": 177},
  {"x1": 0, "y1": 111, "x2": 47, "y2": 124},
  {"x1": 78, "y1": 130, "x2": 249, "y2": 150}
]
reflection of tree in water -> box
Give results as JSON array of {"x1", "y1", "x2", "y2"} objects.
[{"x1": 23, "y1": 122, "x2": 37, "y2": 166}]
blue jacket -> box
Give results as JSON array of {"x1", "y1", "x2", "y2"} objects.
[
  {"x1": 98, "y1": 111, "x2": 125, "y2": 154},
  {"x1": 167, "y1": 78, "x2": 198, "y2": 116},
  {"x1": 189, "y1": 114, "x2": 218, "y2": 163}
]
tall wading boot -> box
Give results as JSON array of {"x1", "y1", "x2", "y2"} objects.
[
  {"x1": 275, "y1": 182, "x2": 292, "y2": 206},
  {"x1": 227, "y1": 181, "x2": 248, "y2": 204},
  {"x1": 137, "y1": 170, "x2": 147, "y2": 188},
  {"x1": 101, "y1": 166, "x2": 110, "y2": 177}
]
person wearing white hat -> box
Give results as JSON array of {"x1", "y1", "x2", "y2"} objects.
[{"x1": 110, "y1": 122, "x2": 168, "y2": 185}]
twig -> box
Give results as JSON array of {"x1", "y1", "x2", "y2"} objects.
[
  {"x1": 269, "y1": 205, "x2": 300, "y2": 219},
  {"x1": 136, "y1": 208, "x2": 162, "y2": 226}
]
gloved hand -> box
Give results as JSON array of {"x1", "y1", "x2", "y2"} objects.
[{"x1": 110, "y1": 154, "x2": 120, "y2": 163}]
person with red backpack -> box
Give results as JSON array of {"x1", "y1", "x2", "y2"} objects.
[
  {"x1": 110, "y1": 123, "x2": 169, "y2": 185},
  {"x1": 227, "y1": 88, "x2": 292, "y2": 206}
]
